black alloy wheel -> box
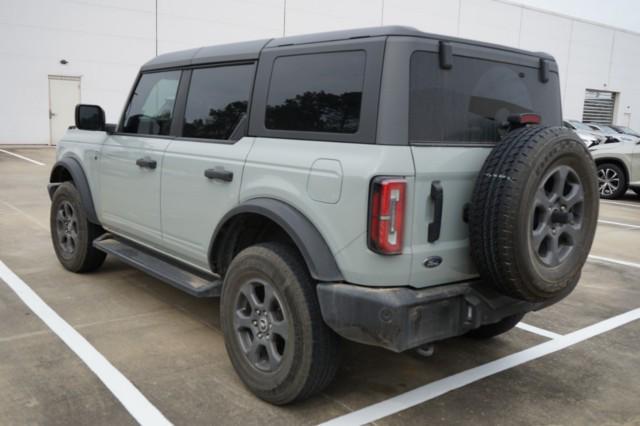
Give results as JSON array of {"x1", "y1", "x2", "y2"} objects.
[
  {"x1": 233, "y1": 279, "x2": 289, "y2": 372},
  {"x1": 55, "y1": 200, "x2": 79, "y2": 257},
  {"x1": 530, "y1": 165, "x2": 584, "y2": 267}
]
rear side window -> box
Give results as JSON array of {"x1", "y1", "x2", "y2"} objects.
[
  {"x1": 122, "y1": 70, "x2": 181, "y2": 136},
  {"x1": 265, "y1": 51, "x2": 365, "y2": 134},
  {"x1": 410, "y1": 52, "x2": 561, "y2": 144},
  {"x1": 183, "y1": 64, "x2": 254, "y2": 140}
]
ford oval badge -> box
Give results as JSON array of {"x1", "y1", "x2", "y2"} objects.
[{"x1": 423, "y1": 256, "x2": 443, "y2": 268}]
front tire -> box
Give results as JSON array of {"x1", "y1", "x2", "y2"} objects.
[
  {"x1": 597, "y1": 162, "x2": 627, "y2": 199},
  {"x1": 220, "y1": 242, "x2": 340, "y2": 405},
  {"x1": 50, "y1": 182, "x2": 106, "y2": 272}
]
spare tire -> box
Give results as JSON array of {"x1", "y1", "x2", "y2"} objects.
[{"x1": 469, "y1": 126, "x2": 599, "y2": 302}]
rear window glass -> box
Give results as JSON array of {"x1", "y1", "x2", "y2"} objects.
[
  {"x1": 265, "y1": 51, "x2": 365, "y2": 134},
  {"x1": 410, "y1": 52, "x2": 561, "y2": 144}
]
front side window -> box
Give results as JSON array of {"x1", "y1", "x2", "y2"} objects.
[
  {"x1": 122, "y1": 70, "x2": 181, "y2": 136},
  {"x1": 410, "y1": 52, "x2": 561, "y2": 143},
  {"x1": 265, "y1": 51, "x2": 366, "y2": 134},
  {"x1": 182, "y1": 64, "x2": 254, "y2": 140}
]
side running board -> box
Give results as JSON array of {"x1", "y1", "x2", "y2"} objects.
[{"x1": 93, "y1": 235, "x2": 222, "y2": 297}]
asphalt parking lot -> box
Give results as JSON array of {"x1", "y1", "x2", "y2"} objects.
[{"x1": 1, "y1": 146, "x2": 639, "y2": 425}]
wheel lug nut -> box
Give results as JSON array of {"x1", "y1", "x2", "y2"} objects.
[
  {"x1": 256, "y1": 310, "x2": 261, "y2": 315},
  {"x1": 252, "y1": 320, "x2": 258, "y2": 326}
]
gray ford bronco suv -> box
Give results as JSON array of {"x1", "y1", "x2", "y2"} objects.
[{"x1": 49, "y1": 26, "x2": 598, "y2": 404}]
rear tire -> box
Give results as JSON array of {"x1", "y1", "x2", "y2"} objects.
[
  {"x1": 467, "y1": 313, "x2": 525, "y2": 339},
  {"x1": 220, "y1": 242, "x2": 340, "y2": 405},
  {"x1": 50, "y1": 182, "x2": 106, "y2": 272},
  {"x1": 597, "y1": 162, "x2": 627, "y2": 199}
]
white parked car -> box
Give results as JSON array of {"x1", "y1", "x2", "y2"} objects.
[
  {"x1": 588, "y1": 123, "x2": 640, "y2": 144},
  {"x1": 610, "y1": 125, "x2": 640, "y2": 139},
  {"x1": 563, "y1": 120, "x2": 604, "y2": 147}
]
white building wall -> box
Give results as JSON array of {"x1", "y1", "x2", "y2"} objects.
[{"x1": 0, "y1": 0, "x2": 638, "y2": 144}]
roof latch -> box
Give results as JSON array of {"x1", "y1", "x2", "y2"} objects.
[{"x1": 439, "y1": 41, "x2": 453, "y2": 70}]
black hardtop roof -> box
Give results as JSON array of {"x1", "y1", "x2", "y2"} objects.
[{"x1": 141, "y1": 25, "x2": 554, "y2": 71}]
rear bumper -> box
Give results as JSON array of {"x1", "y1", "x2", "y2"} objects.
[{"x1": 316, "y1": 281, "x2": 548, "y2": 352}]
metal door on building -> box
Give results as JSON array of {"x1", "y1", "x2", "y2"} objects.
[
  {"x1": 582, "y1": 89, "x2": 616, "y2": 124},
  {"x1": 48, "y1": 76, "x2": 80, "y2": 145}
]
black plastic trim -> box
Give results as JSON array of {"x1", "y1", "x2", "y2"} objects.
[
  {"x1": 170, "y1": 69, "x2": 192, "y2": 137},
  {"x1": 428, "y1": 181, "x2": 443, "y2": 242},
  {"x1": 93, "y1": 234, "x2": 222, "y2": 297},
  {"x1": 438, "y1": 41, "x2": 453, "y2": 69},
  {"x1": 539, "y1": 58, "x2": 550, "y2": 83},
  {"x1": 74, "y1": 104, "x2": 105, "y2": 131},
  {"x1": 317, "y1": 280, "x2": 548, "y2": 352},
  {"x1": 208, "y1": 198, "x2": 343, "y2": 282},
  {"x1": 48, "y1": 157, "x2": 100, "y2": 224}
]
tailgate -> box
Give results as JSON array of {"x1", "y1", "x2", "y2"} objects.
[{"x1": 409, "y1": 146, "x2": 491, "y2": 287}]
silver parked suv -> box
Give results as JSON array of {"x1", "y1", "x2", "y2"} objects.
[
  {"x1": 48, "y1": 26, "x2": 599, "y2": 404},
  {"x1": 590, "y1": 139, "x2": 640, "y2": 199}
]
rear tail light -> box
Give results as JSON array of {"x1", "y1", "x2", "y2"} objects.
[
  {"x1": 507, "y1": 113, "x2": 541, "y2": 126},
  {"x1": 368, "y1": 177, "x2": 407, "y2": 255}
]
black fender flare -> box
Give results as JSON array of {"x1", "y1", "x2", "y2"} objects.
[
  {"x1": 48, "y1": 156, "x2": 100, "y2": 224},
  {"x1": 208, "y1": 198, "x2": 343, "y2": 282}
]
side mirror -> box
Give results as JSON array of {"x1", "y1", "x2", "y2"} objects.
[{"x1": 75, "y1": 104, "x2": 107, "y2": 131}]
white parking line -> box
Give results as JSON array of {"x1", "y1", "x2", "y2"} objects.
[
  {"x1": 319, "y1": 308, "x2": 640, "y2": 426},
  {"x1": 588, "y1": 255, "x2": 640, "y2": 270},
  {"x1": 0, "y1": 261, "x2": 171, "y2": 426},
  {"x1": 0, "y1": 148, "x2": 45, "y2": 166},
  {"x1": 598, "y1": 220, "x2": 640, "y2": 230},
  {"x1": 515, "y1": 322, "x2": 562, "y2": 339},
  {"x1": 0, "y1": 200, "x2": 48, "y2": 230},
  {"x1": 601, "y1": 200, "x2": 640, "y2": 209}
]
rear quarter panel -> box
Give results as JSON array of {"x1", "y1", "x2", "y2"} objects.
[{"x1": 241, "y1": 138, "x2": 416, "y2": 286}]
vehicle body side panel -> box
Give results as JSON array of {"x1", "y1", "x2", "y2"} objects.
[
  {"x1": 241, "y1": 139, "x2": 416, "y2": 286},
  {"x1": 632, "y1": 144, "x2": 640, "y2": 185},
  {"x1": 591, "y1": 143, "x2": 636, "y2": 184},
  {"x1": 160, "y1": 137, "x2": 256, "y2": 269},
  {"x1": 98, "y1": 134, "x2": 171, "y2": 248}
]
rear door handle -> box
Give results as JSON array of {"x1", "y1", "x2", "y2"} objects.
[
  {"x1": 204, "y1": 168, "x2": 233, "y2": 182},
  {"x1": 136, "y1": 157, "x2": 157, "y2": 169},
  {"x1": 428, "y1": 181, "x2": 443, "y2": 243}
]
